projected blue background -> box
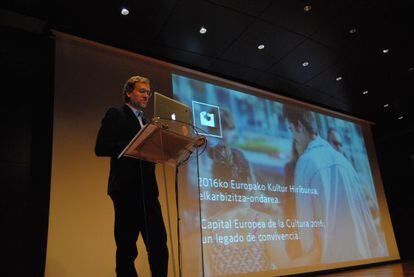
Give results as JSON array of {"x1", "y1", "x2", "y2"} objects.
[
  {"x1": 172, "y1": 73, "x2": 390, "y2": 275},
  {"x1": 172, "y1": 74, "x2": 377, "y2": 204}
]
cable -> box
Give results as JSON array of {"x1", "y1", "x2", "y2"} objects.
[
  {"x1": 195, "y1": 147, "x2": 205, "y2": 277},
  {"x1": 174, "y1": 165, "x2": 182, "y2": 277}
]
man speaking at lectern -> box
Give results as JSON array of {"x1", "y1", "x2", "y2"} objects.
[{"x1": 95, "y1": 75, "x2": 168, "y2": 277}]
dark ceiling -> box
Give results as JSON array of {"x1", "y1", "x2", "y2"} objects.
[{"x1": 2, "y1": 0, "x2": 413, "y2": 131}]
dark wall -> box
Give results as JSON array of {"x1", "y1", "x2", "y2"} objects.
[
  {"x1": 0, "y1": 24, "x2": 53, "y2": 277},
  {"x1": 373, "y1": 126, "x2": 414, "y2": 260}
]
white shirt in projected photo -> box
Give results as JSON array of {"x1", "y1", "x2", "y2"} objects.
[{"x1": 293, "y1": 137, "x2": 387, "y2": 264}]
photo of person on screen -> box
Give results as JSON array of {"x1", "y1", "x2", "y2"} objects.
[
  {"x1": 282, "y1": 105, "x2": 387, "y2": 265},
  {"x1": 95, "y1": 75, "x2": 168, "y2": 277},
  {"x1": 327, "y1": 127, "x2": 353, "y2": 163},
  {"x1": 183, "y1": 108, "x2": 290, "y2": 276},
  {"x1": 207, "y1": 108, "x2": 252, "y2": 182},
  {"x1": 327, "y1": 127, "x2": 344, "y2": 154}
]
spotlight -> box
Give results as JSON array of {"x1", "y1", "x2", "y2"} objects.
[
  {"x1": 302, "y1": 61, "x2": 309, "y2": 67},
  {"x1": 382, "y1": 48, "x2": 389, "y2": 54},
  {"x1": 383, "y1": 103, "x2": 389, "y2": 108},
  {"x1": 258, "y1": 44, "x2": 265, "y2": 50},
  {"x1": 398, "y1": 115, "x2": 404, "y2": 120},
  {"x1": 304, "y1": 5, "x2": 312, "y2": 12},
  {"x1": 199, "y1": 26, "x2": 207, "y2": 34},
  {"x1": 409, "y1": 67, "x2": 413, "y2": 72},
  {"x1": 121, "y1": 8, "x2": 129, "y2": 16},
  {"x1": 363, "y1": 90, "x2": 368, "y2": 95},
  {"x1": 336, "y1": 76, "x2": 342, "y2": 81},
  {"x1": 349, "y1": 28, "x2": 357, "y2": 34}
]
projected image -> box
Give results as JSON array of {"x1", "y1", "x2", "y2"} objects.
[{"x1": 172, "y1": 74, "x2": 388, "y2": 276}]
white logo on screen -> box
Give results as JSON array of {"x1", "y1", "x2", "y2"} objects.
[
  {"x1": 200, "y1": 111, "x2": 215, "y2": 127},
  {"x1": 171, "y1": 113, "x2": 176, "y2": 121}
]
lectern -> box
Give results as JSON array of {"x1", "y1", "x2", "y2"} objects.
[{"x1": 118, "y1": 117, "x2": 206, "y2": 277}]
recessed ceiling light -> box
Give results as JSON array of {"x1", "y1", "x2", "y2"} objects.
[
  {"x1": 383, "y1": 103, "x2": 389, "y2": 108},
  {"x1": 336, "y1": 76, "x2": 342, "y2": 81},
  {"x1": 199, "y1": 26, "x2": 207, "y2": 34},
  {"x1": 304, "y1": 5, "x2": 312, "y2": 12},
  {"x1": 258, "y1": 44, "x2": 265, "y2": 50},
  {"x1": 409, "y1": 67, "x2": 414, "y2": 72},
  {"x1": 121, "y1": 8, "x2": 129, "y2": 15},
  {"x1": 349, "y1": 28, "x2": 357, "y2": 34},
  {"x1": 302, "y1": 61, "x2": 309, "y2": 67},
  {"x1": 363, "y1": 90, "x2": 369, "y2": 95},
  {"x1": 398, "y1": 115, "x2": 404, "y2": 120},
  {"x1": 382, "y1": 48, "x2": 389, "y2": 54}
]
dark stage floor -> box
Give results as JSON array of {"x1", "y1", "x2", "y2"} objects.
[{"x1": 318, "y1": 260, "x2": 414, "y2": 276}]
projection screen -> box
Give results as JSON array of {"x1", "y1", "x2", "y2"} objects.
[{"x1": 48, "y1": 32, "x2": 399, "y2": 277}]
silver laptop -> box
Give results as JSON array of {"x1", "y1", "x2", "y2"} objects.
[
  {"x1": 153, "y1": 92, "x2": 192, "y2": 136},
  {"x1": 154, "y1": 92, "x2": 190, "y2": 124}
]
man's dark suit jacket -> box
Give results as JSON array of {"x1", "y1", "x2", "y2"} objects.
[{"x1": 95, "y1": 104, "x2": 158, "y2": 197}]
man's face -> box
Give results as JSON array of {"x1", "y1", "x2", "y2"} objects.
[
  {"x1": 328, "y1": 130, "x2": 343, "y2": 152},
  {"x1": 288, "y1": 120, "x2": 308, "y2": 155},
  {"x1": 127, "y1": 82, "x2": 151, "y2": 109}
]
